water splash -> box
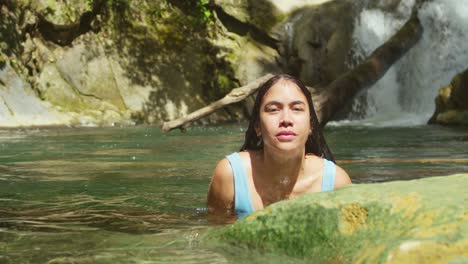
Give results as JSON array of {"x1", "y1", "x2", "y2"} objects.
[{"x1": 341, "y1": 0, "x2": 468, "y2": 127}]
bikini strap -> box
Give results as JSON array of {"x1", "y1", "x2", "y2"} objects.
[
  {"x1": 226, "y1": 153, "x2": 254, "y2": 215},
  {"x1": 321, "y1": 158, "x2": 336, "y2": 192}
]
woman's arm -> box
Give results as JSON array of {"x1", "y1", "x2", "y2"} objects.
[
  {"x1": 334, "y1": 164, "x2": 352, "y2": 189},
  {"x1": 207, "y1": 158, "x2": 235, "y2": 214}
]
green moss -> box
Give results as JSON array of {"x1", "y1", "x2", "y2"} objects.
[
  {"x1": 95, "y1": 0, "x2": 238, "y2": 122},
  {"x1": 0, "y1": 53, "x2": 6, "y2": 69},
  {"x1": 33, "y1": 0, "x2": 93, "y2": 25},
  {"x1": 216, "y1": 73, "x2": 235, "y2": 95},
  {"x1": 248, "y1": 0, "x2": 286, "y2": 32},
  {"x1": 0, "y1": 4, "x2": 22, "y2": 59},
  {"x1": 430, "y1": 69, "x2": 468, "y2": 125},
  {"x1": 219, "y1": 0, "x2": 286, "y2": 33},
  {"x1": 436, "y1": 110, "x2": 468, "y2": 125},
  {"x1": 43, "y1": 86, "x2": 86, "y2": 112}
]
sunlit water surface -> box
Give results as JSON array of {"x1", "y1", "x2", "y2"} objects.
[{"x1": 0, "y1": 124, "x2": 466, "y2": 263}]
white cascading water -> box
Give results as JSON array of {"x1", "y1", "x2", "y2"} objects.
[{"x1": 334, "y1": 0, "x2": 468, "y2": 126}]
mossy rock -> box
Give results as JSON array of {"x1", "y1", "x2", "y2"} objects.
[
  {"x1": 205, "y1": 174, "x2": 468, "y2": 263},
  {"x1": 429, "y1": 69, "x2": 468, "y2": 125},
  {"x1": 216, "y1": 0, "x2": 286, "y2": 32},
  {"x1": 287, "y1": 0, "x2": 357, "y2": 86},
  {"x1": 434, "y1": 110, "x2": 468, "y2": 126},
  {"x1": 30, "y1": 0, "x2": 92, "y2": 25},
  {"x1": 0, "y1": 53, "x2": 6, "y2": 69}
]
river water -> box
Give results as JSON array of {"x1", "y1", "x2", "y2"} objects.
[{"x1": 0, "y1": 124, "x2": 467, "y2": 262}]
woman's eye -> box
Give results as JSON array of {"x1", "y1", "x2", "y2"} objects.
[
  {"x1": 266, "y1": 108, "x2": 279, "y2": 112},
  {"x1": 292, "y1": 107, "x2": 304, "y2": 111}
]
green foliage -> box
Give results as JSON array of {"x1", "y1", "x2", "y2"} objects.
[
  {"x1": 196, "y1": 0, "x2": 212, "y2": 23},
  {"x1": 167, "y1": 0, "x2": 213, "y2": 26},
  {"x1": 108, "y1": 0, "x2": 130, "y2": 10},
  {"x1": 0, "y1": 53, "x2": 6, "y2": 69},
  {"x1": 85, "y1": 0, "x2": 93, "y2": 10},
  {"x1": 0, "y1": 3, "x2": 22, "y2": 60},
  {"x1": 86, "y1": 0, "x2": 129, "y2": 10}
]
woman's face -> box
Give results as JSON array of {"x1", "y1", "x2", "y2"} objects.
[{"x1": 256, "y1": 80, "x2": 311, "y2": 153}]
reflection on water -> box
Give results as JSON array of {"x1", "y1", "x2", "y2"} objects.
[{"x1": 0, "y1": 124, "x2": 467, "y2": 262}]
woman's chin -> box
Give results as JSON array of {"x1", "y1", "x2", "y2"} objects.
[{"x1": 267, "y1": 143, "x2": 305, "y2": 154}]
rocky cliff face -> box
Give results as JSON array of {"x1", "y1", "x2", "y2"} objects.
[
  {"x1": 1, "y1": 0, "x2": 466, "y2": 127},
  {"x1": 0, "y1": 0, "x2": 239, "y2": 127},
  {"x1": 214, "y1": 0, "x2": 357, "y2": 88},
  {"x1": 0, "y1": 0, "x2": 371, "y2": 127}
]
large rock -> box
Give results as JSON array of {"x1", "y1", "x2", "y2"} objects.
[
  {"x1": 282, "y1": 0, "x2": 413, "y2": 87},
  {"x1": 285, "y1": 0, "x2": 357, "y2": 86},
  {"x1": 206, "y1": 174, "x2": 467, "y2": 263},
  {"x1": 33, "y1": 35, "x2": 135, "y2": 126},
  {"x1": 31, "y1": 0, "x2": 91, "y2": 25},
  {"x1": 0, "y1": 62, "x2": 72, "y2": 127},
  {"x1": 1, "y1": 1, "x2": 241, "y2": 126},
  {"x1": 23, "y1": 0, "x2": 93, "y2": 46},
  {"x1": 212, "y1": 23, "x2": 280, "y2": 86},
  {"x1": 214, "y1": 0, "x2": 409, "y2": 88},
  {"x1": 429, "y1": 69, "x2": 468, "y2": 126},
  {"x1": 215, "y1": 0, "x2": 334, "y2": 29},
  {"x1": 213, "y1": 0, "x2": 352, "y2": 86}
]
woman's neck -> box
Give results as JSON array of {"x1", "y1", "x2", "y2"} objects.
[
  {"x1": 260, "y1": 147, "x2": 306, "y2": 184},
  {"x1": 249, "y1": 147, "x2": 306, "y2": 204}
]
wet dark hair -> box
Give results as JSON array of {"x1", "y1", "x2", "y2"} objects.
[{"x1": 240, "y1": 74, "x2": 335, "y2": 162}]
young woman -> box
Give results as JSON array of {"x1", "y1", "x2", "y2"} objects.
[{"x1": 207, "y1": 74, "x2": 351, "y2": 217}]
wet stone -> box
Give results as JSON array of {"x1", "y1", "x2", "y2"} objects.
[{"x1": 205, "y1": 174, "x2": 468, "y2": 263}]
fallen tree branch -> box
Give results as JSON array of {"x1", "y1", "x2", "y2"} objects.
[{"x1": 161, "y1": 74, "x2": 274, "y2": 131}]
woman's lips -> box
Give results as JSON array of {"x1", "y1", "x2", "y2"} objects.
[{"x1": 276, "y1": 131, "x2": 297, "y2": 141}]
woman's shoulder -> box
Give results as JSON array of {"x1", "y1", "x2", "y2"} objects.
[
  {"x1": 313, "y1": 155, "x2": 352, "y2": 188},
  {"x1": 304, "y1": 153, "x2": 325, "y2": 167},
  {"x1": 207, "y1": 157, "x2": 235, "y2": 213},
  {"x1": 237, "y1": 150, "x2": 254, "y2": 158},
  {"x1": 237, "y1": 150, "x2": 259, "y2": 164},
  {"x1": 211, "y1": 157, "x2": 234, "y2": 184},
  {"x1": 334, "y1": 163, "x2": 352, "y2": 188},
  {"x1": 304, "y1": 154, "x2": 352, "y2": 188},
  {"x1": 214, "y1": 151, "x2": 255, "y2": 175}
]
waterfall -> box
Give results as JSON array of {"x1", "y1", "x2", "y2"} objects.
[{"x1": 339, "y1": 0, "x2": 468, "y2": 126}]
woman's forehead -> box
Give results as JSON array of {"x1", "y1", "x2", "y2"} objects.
[{"x1": 262, "y1": 80, "x2": 306, "y2": 102}]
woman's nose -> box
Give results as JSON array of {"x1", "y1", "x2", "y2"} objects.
[{"x1": 280, "y1": 110, "x2": 293, "y2": 127}]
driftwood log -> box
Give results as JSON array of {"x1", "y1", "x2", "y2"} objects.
[
  {"x1": 161, "y1": 9, "x2": 423, "y2": 131},
  {"x1": 161, "y1": 74, "x2": 273, "y2": 131}
]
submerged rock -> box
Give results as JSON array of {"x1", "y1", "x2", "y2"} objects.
[
  {"x1": 207, "y1": 174, "x2": 467, "y2": 263},
  {"x1": 429, "y1": 69, "x2": 468, "y2": 126}
]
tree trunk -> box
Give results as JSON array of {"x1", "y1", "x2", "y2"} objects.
[{"x1": 314, "y1": 9, "x2": 423, "y2": 125}]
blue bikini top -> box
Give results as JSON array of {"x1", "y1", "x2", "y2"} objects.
[{"x1": 226, "y1": 152, "x2": 336, "y2": 217}]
